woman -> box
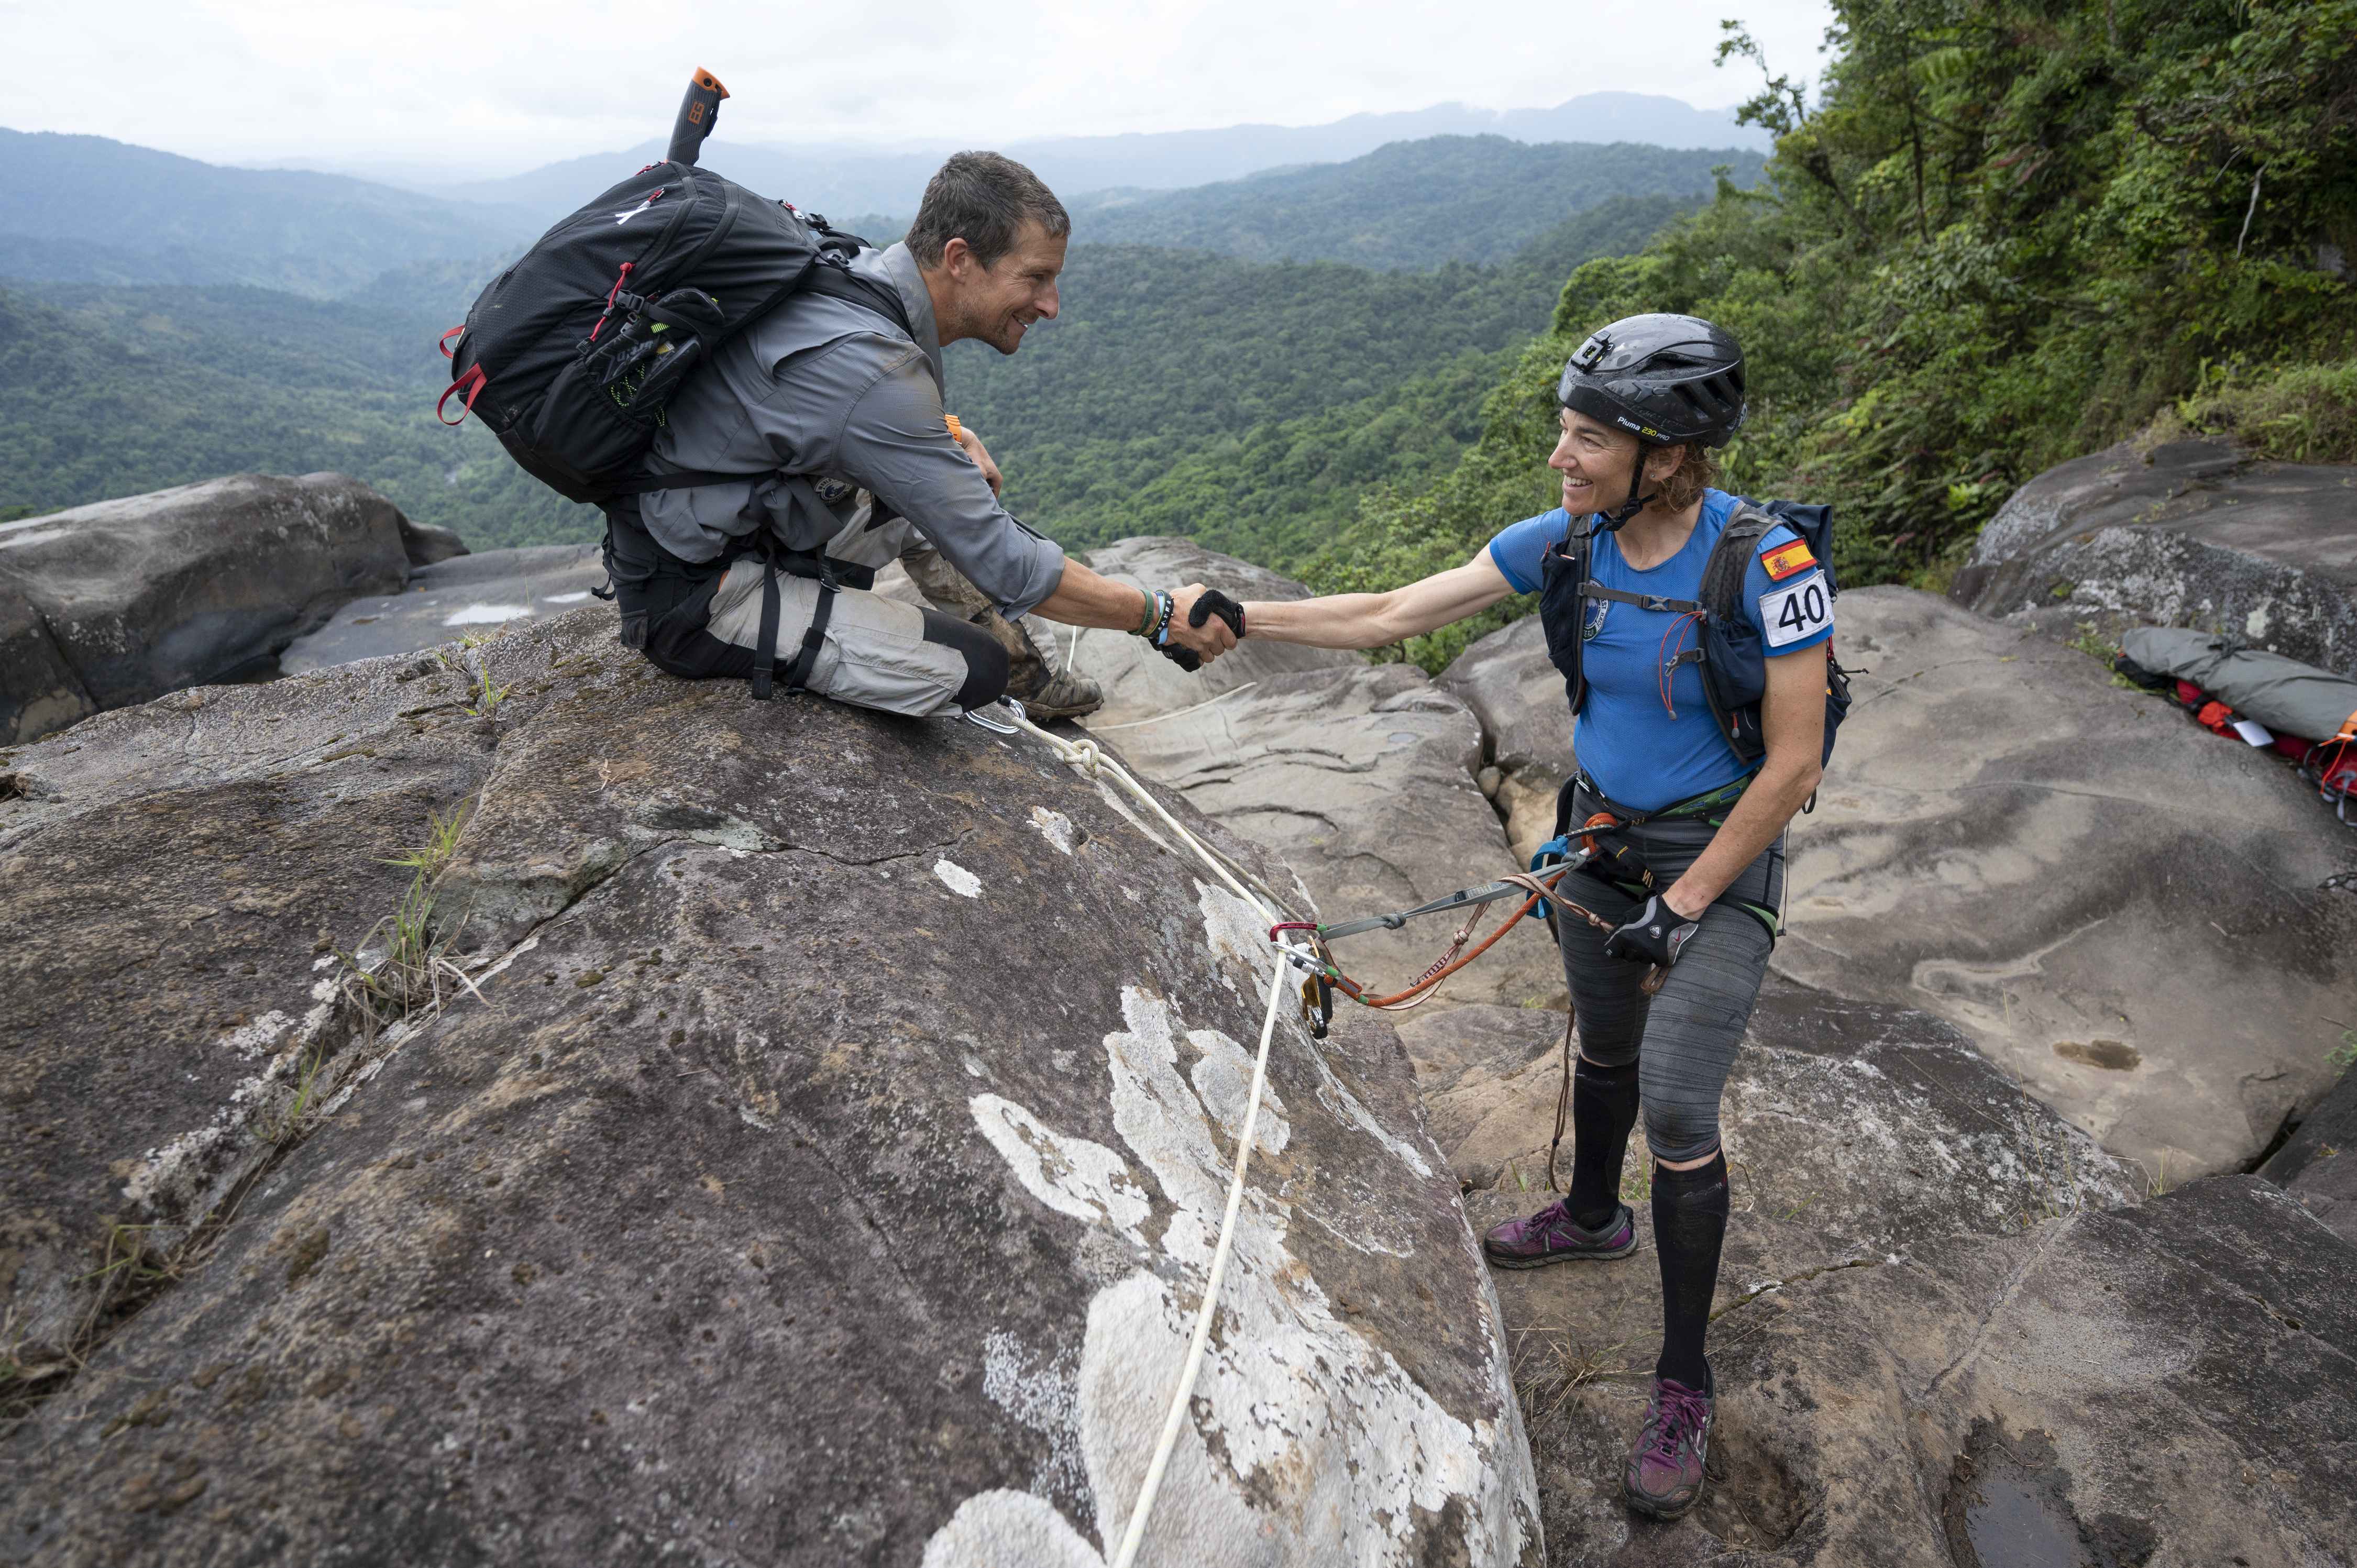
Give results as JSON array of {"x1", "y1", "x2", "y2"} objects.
[{"x1": 1229, "y1": 314, "x2": 1832, "y2": 1520}]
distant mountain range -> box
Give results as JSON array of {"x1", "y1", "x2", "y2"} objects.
[
  {"x1": 413, "y1": 92, "x2": 1767, "y2": 223},
  {"x1": 0, "y1": 116, "x2": 1759, "y2": 303},
  {"x1": 1067, "y1": 138, "x2": 1763, "y2": 271},
  {"x1": 0, "y1": 129, "x2": 531, "y2": 294}
]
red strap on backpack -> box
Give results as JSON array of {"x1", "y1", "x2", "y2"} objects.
[{"x1": 436, "y1": 364, "x2": 488, "y2": 426}]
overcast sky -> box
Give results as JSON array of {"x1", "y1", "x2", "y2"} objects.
[{"x1": 4, "y1": 0, "x2": 1838, "y2": 176}]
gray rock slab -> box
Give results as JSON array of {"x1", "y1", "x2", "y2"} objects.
[
  {"x1": 0, "y1": 652, "x2": 508, "y2": 1363},
  {"x1": 1783, "y1": 587, "x2": 2357, "y2": 1183},
  {"x1": 0, "y1": 609, "x2": 1540, "y2": 1566},
  {"x1": 2261, "y1": 1063, "x2": 2357, "y2": 1242},
  {"x1": 1408, "y1": 987, "x2": 2140, "y2": 1246},
  {"x1": 0, "y1": 473, "x2": 418, "y2": 743},
  {"x1": 1104, "y1": 661, "x2": 1570, "y2": 1013},
  {"x1": 1436, "y1": 615, "x2": 1579, "y2": 868},
  {"x1": 1073, "y1": 535, "x2": 1358, "y2": 730},
  {"x1": 0, "y1": 576, "x2": 95, "y2": 743},
  {"x1": 1477, "y1": 1175, "x2": 2355, "y2": 1564},
  {"x1": 279, "y1": 544, "x2": 606, "y2": 674},
  {"x1": 1952, "y1": 437, "x2": 2357, "y2": 678}
]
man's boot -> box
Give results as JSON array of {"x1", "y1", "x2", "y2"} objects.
[{"x1": 904, "y1": 546, "x2": 1103, "y2": 722}]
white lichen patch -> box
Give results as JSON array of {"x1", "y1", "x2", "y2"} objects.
[
  {"x1": 934, "y1": 858, "x2": 984, "y2": 898},
  {"x1": 970, "y1": 1094, "x2": 1151, "y2": 1239},
  {"x1": 1031, "y1": 807, "x2": 1078, "y2": 856},
  {"x1": 934, "y1": 982, "x2": 1533, "y2": 1566}
]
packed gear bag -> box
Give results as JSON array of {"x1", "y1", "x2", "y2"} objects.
[
  {"x1": 1537, "y1": 496, "x2": 1853, "y2": 769},
  {"x1": 434, "y1": 68, "x2": 908, "y2": 507},
  {"x1": 2114, "y1": 627, "x2": 2357, "y2": 749}
]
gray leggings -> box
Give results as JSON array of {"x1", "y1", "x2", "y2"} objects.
[{"x1": 1556, "y1": 796, "x2": 1784, "y2": 1164}]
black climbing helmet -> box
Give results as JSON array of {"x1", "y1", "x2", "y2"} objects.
[{"x1": 1557, "y1": 314, "x2": 1747, "y2": 450}]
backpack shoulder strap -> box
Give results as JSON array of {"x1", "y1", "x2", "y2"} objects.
[
  {"x1": 1699, "y1": 504, "x2": 1777, "y2": 628},
  {"x1": 801, "y1": 261, "x2": 915, "y2": 340}
]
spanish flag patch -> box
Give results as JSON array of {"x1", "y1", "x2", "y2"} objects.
[{"x1": 1761, "y1": 538, "x2": 1818, "y2": 581}]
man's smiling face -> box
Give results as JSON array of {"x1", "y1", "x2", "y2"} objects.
[{"x1": 944, "y1": 220, "x2": 1066, "y2": 356}]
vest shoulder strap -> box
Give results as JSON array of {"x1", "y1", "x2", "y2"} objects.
[{"x1": 1698, "y1": 504, "x2": 1778, "y2": 626}]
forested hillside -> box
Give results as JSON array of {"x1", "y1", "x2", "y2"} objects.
[
  {"x1": 1067, "y1": 138, "x2": 1759, "y2": 269},
  {"x1": 0, "y1": 282, "x2": 592, "y2": 544},
  {"x1": 1317, "y1": 0, "x2": 2357, "y2": 671},
  {"x1": 0, "y1": 184, "x2": 1689, "y2": 555},
  {"x1": 960, "y1": 194, "x2": 1685, "y2": 554}
]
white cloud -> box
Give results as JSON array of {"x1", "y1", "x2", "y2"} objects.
[{"x1": 5, "y1": 0, "x2": 1834, "y2": 174}]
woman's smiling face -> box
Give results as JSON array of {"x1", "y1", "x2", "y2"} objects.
[{"x1": 1547, "y1": 407, "x2": 1641, "y2": 514}]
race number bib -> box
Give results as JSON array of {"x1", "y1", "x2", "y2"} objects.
[{"x1": 1759, "y1": 569, "x2": 1831, "y2": 647}]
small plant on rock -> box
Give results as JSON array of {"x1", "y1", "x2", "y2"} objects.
[{"x1": 341, "y1": 802, "x2": 483, "y2": 1032}]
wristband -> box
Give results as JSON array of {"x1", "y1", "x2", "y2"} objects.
[
  {"x1": 1151, "y1": 592, "x2": 1176, "y2": 646},
  {"x1": 1133, "y1": 588, "x2": 1160, "y2": 638}
]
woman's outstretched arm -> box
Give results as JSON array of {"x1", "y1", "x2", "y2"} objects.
[{"x1": 1240, "y1": 552, "x2": 1518, "y2": 651}]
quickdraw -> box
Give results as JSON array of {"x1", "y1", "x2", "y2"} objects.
[{"x1": 1270, "y1": 844, "x2": 1671, "y2": 1040}]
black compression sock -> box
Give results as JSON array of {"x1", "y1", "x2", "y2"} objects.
[
  {"x1": 1566, "y1": 1056, "x2": 1641, "y2": 1230},
  {"x1": 1650, "y1": 1149, "x2": 1730, "y2": 1390}
]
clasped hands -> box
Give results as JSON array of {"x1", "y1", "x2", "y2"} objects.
[{"x1": 1158, "y1": 586, "x2": 1246, "y2": 671}]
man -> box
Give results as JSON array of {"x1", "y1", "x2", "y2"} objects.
[{"x1": 605, "y1": 151, "x2": 1235, "y2": 716}]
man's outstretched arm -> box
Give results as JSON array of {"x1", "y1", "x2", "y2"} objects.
[{"x1": 1032, "y1": 565, "x2": 1235, "y2": 663}]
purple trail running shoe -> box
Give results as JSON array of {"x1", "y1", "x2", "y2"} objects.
[
  {"x1": 1481, "y1": 1199, "x2": 1639, "y2": 1269},
  {"x1": 1624, "y1": 1366, "x2": 1715, "y2": 1519}
]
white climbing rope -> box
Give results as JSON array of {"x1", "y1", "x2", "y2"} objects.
[{"x1": 998, "y1": 705, "x2": 1296, "y2": 1567}]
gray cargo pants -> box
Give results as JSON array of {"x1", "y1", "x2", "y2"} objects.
[
  {"x1": 697, "y1": 560, "x2": 1007, "y2": 719},
  {"x1": 1555, "y1": 795, "x2": 1785, "y2": 1164}
]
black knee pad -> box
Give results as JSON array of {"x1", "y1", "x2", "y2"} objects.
[{"x1": 919, "y1": 608, "x2": 1010, "y2": 710}]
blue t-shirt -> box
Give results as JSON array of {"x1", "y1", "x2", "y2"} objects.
[{"x1": 1487, "y1": 490, "x2": 1833, "y2": 812}]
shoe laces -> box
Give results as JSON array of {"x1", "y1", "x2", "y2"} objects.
[{"x1": 1644, "y1": 1380, "x2": 1710, "y2": 1463}]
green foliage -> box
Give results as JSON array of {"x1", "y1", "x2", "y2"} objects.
[
  {"x1": 967, "y1": 194, "x2": 1690, "y2": 551},
  {"x1": 1321, "y1": 0, "x2": 2356, "y2": 650},
  {"x1": 1070, "y1": 138, "x2": 1763, "y2": 269},
  {"x1": 0, "y1": 171, "x2": 1694, "y2": 562},
  {"x1": 0, "y1": 281, "x2": 600, "y2": 550},
  {"x1": 1062, "y1": 350, "x2": 1506, "y2": 562},
  {"x1": 2154, "y1": 358, "x2": 2357, "y2": 465}
]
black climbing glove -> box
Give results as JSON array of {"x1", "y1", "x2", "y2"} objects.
[
  {"x1": 1604, "y1": 895, "x2": 1701, "y2": 969},
  {"x1": 1158, "y1": 589, "x2": 1246, "y2": 671},
  {"x1": 1189, "y1": 588, "x2": 1246, "y2": 641}
]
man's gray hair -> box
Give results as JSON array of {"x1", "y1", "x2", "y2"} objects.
[{"x1": 905, "y1": 151, "x2": 1071, "y2": 269}]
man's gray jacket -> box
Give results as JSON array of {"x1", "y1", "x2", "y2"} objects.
[{"x1": 635, "y1": 241, "x2": 1066, "y2": 619}]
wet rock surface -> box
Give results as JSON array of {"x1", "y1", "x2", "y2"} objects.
[
  {"x1": 0, "y1": 608, "x2": 1538, "y2": 1566},
  {"x1": 280, "y1": 543, "x2": 599, "y2": 675},
  {"x1": 1481, "y1": 1174, "x2": 2356, "y2": 1565},
  {"x1": 0, "y1": 473, "x2": 432, "y2": 744},
  {"x1": 1099, "y1": 660, "x2": 1569, "y2": 1012},
  {"x1": 1071, "y1": 536, "x2": 1358, "y2": 728},
  {"x1": 1952, "y1": 437, "x2": 2357, "y2": 678}
]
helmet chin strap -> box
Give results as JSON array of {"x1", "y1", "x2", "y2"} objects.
[{"x1": 1595, "y1": 450, "x2": 1658, "y2": 534}]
